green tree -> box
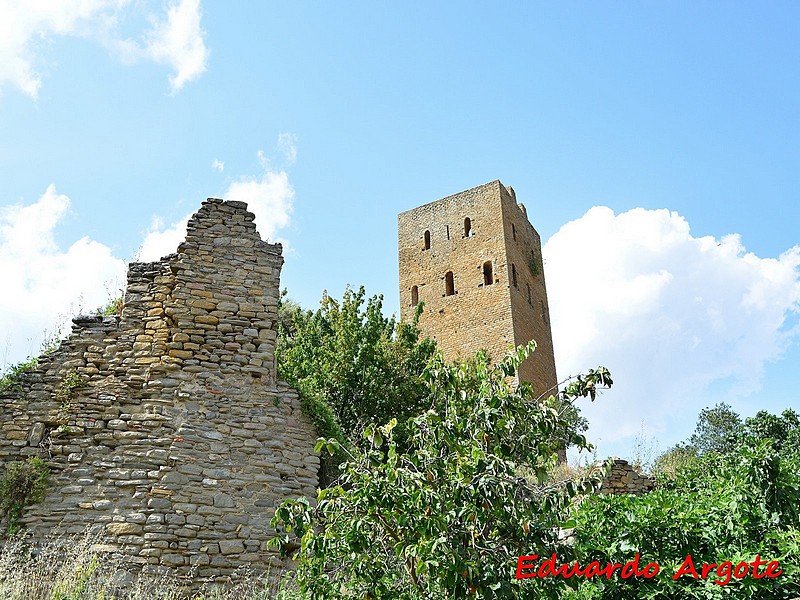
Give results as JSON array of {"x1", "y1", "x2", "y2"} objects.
[
  {"x1": 742, "y1": 409, "x2": 800, "y2": 456},
  {"x1": 271, "y1": 343, "x2": 613, "y2": 599},
  {"x1": 277, "y1": 286, "x2": 437, "y2": 450},
  {"x1": 688, "y1": 402, "x2": 742, "y2": 455},
  {"x1": 277, "y1": 288, "x2": 302, "y2": 340},
  {"x1": 0, "y1": 457, "x2": 49, "y2": 535}
]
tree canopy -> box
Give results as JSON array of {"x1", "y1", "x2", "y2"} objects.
[
  {"x1": 271, "y1": 343, "x2": 612, "y2": 599},
  {"x1": 277, "y1": 286, "x2": 437, "y2": 446}
]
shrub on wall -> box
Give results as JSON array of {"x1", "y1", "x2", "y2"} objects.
[{"x1": 0, "y1": 457, "x2": 49, "y2": 535}]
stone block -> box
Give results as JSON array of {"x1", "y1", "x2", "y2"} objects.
[{"x1": 218, "y1": 539, "x2": 245, "y2": 555}]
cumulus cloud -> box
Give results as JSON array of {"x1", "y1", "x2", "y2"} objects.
[
  {"x1": 224, "y1": 168, "x2": 293, "y2": 242},
  {"x1": 136, "y1": 214, "x2": 189, "y2": 262},
  {"x1": 0, "y1": 0, "x2": 208, "y2": 98},
  {"x1": 0, "y1": 0, "x2": 117, "y2": 97},
  {"x1": 137, "y1": 0, "x2": 208, "y2": 93},
  {"x1": 544, "y1": 206, "x2": 800, "y2": 453},
  {"x1": 0, "y1": 185, "x2": 127, "y2": 366},
  {"x1": 138, "y1": 145, "x2": 295, "y2": 261},
  {"x1": 211, "y1": 159, "x2": 224, "y2": 172}
]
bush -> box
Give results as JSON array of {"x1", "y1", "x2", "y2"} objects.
[
  {"x1": 0, "y1": 457, "x2": 49, "y2": 535},
  {"x1": 271, "y1": 343, "x2": 612, "y2": 599},
  {"x1": 0, "y1": 356, "x2": 39, "y2": 396},
  {"x1": 567, "y1": 437, "x2": 800, "y2": 599}
]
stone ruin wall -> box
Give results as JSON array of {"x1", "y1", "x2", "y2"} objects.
[
  {"x1": 0, "y1": 199, "x2": 319, "y2": 581},
  {"x1": 599, "y1": 458, "x2": 655, "y2": 495}
]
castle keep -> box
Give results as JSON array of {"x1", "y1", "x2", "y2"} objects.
[
  {"x1": 398, "y1": 181, "x2": 558, "y2": 396},
  {"x1": 0, "y1": 199, "x2": 319, "y2": 581}
]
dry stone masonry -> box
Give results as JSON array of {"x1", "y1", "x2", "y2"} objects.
[
  {"x1": 599, "y1": 458, "x2": 655, "y2": 495},
  {"x1": 0, "y1": 199, "x2": 319, "y2": 581},
  {"x1": 398, "y1": 181, "x2": 558, "y2": 396}
]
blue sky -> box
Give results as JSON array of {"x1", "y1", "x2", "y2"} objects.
[{"x1": 1, "y1": 1, "x2": 798, "y2": 461}]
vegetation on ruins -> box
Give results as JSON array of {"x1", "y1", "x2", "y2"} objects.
[
  {"x1": 55, "y1": 367, "x2": 84, "y2": 431},
  {"x1": 270, "y1": 342, "x2": 614, "y2": 599},
  {"x1": 95, "y1": 295, "x2": 124, "y2": 317},
  {"x1": 0, "y1": 457, "x2": 49, "y2": 535},
  {"x1": 1, "y1": 284, "x2": 796, "y2": 598},
  {"x1": 0, "y1": 334, "x2": 63, "y2": 397},
  {"x1": 271, "y1": 307, "x2": 800, "y2": 599},
  {"x1": 276, "y1": 287, "x2": 594, "y2": 482},
  {"x1": 0, "y1": 356, "x2": 39, "y2": 396}
]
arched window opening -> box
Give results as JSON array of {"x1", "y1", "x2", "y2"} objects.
[
  {"x1": 527, "y1": 283, "x2": 532, "y2": 305},
  {"x1": 511, "y1": 264, "x2": 518, "y2": 289},
  {"x1": 483, "y1": 261, "x2": 493, "y2": 286},
  {"x1": 445, "y1": 271, "x2": 455, "y2": 296},
  {"x1": 512, "y1": 223, "x2": 517, "y2": 241},
  {"x1": 411, "y1": 285, "x2": 419, "y2": 306},
  {"x1": 424, "y1": 230, "x2": 431, "y2": 250},
  {"x1": 464, "y1": 217, "x2": 472, "y2": 237}
]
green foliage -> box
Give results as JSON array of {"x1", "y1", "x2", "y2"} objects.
[
  {"x1": 56, "y1": 368, "x2": 84, "y2": 430},
  {"x1": 653, "y1": 443, "x2": 697, "y2": 482},
  {"x1": 277, "y1": 286, "x2": 437, "y2": 450},
  {"x1": 655, "y1": 405, "x2": 800, "y2": 483},
  {"x1": 296, "y1": 381, "x2": 352, "y2": 486},
  {"x1": 0, "y1": 356, "x2": 39, "y2": 395},
  {"x1": 742, "y1": 409, "x2": 800, "y2": 456},
  {"x1": 0, "y1": 457, "x2": 49, "y2": 535},
  {"x1": 0, "y1": 332, "x2": 64, "y2": 397},
  {"x1": 271, "y1": 342, "x2": 612, "y2": 599},
  {"x1": 688, "y1": 402, "x2": 742, "y2": 455},
  {"x1": 51, "y1": 554, "x2": 100, "y2": 600},
  {"x1": 95, "y1": 296, "x2": 124, "y2": 317},
  {"x1": 527, "y1": 250, "x2": 541, "y2": 278},
  {"x1": 277, "y1": 288, "x2": 302, "y2": 340},
  {"x1": 544, "y1": 368, "x2": 611, "y2": 460},
  {"x1": 568, "y1": 436, "x2": 800, "y2": 599}
]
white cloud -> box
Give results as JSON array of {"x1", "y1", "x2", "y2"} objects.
[
  {"x1": 223, "y1": 167, "x2": 294, "y2": 243},
  {"x1": 544, "y1": 206, "x2": 800, "y2": 452},
  {"x1": 137, "y1": 213, "x2": 189, "y2": 262},
  {"x1": 139, "y1": 0, "x2": 208, "y2": 93},
  {"x1": 0, "y1": 0, "x2": 121, "y2": 97},
  {"x1": 138, "y1": 145, "x2": 295, "y2": 261},
  {"x1": 0, "y1": 0, "x2": 208, "y2": 98},
  {"x1": 277, "y1": 132, "x2": 298, "y2": 165},
  {"x1": 0, "y1": 185, "x2": 127, "y2": 366},
  {"x1": 211, "y1": 159, "x2": 224, "y2": 172}
]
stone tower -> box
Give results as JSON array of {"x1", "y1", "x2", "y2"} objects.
[{"x1": 398, "y1": 181, "x2": 558, "y2": 396}]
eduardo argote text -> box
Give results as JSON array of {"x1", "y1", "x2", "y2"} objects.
[{"x1": 516, "y1": 553, "x2": 783, "y2": 586}]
